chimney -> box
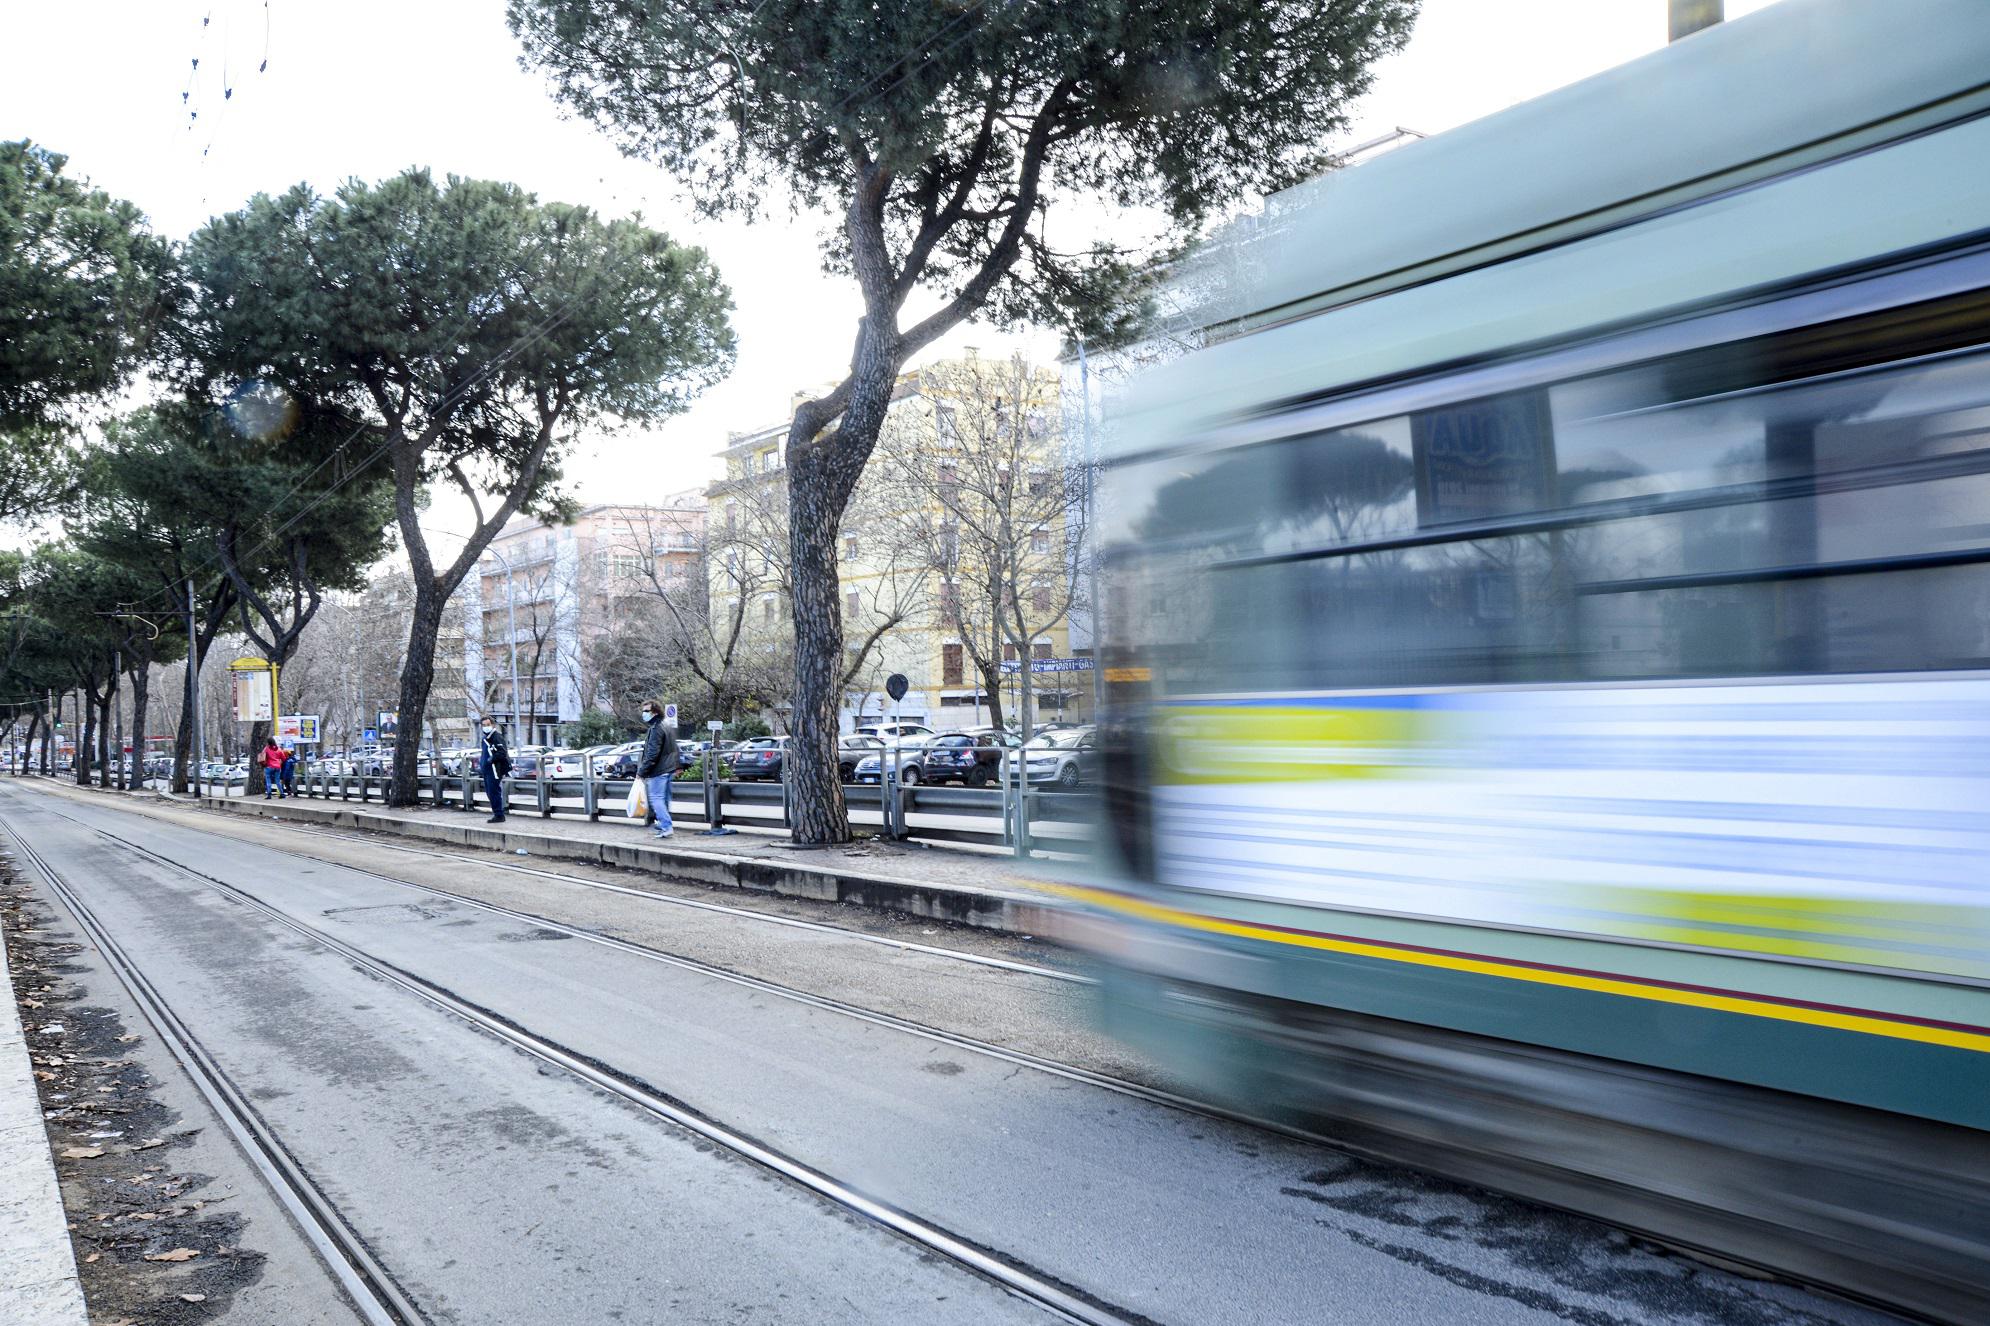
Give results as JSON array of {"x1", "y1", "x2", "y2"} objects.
[{"x1": 1668, "y1": 0, "x2": 1721, "y2": 41}]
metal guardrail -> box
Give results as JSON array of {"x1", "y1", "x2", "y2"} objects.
[{"x1": 282, "y1": 754, "x2": 1090, "y2": 856}]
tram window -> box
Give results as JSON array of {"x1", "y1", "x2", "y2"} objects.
[
  {"x1": 1273, "y1": 534, "x2": 1573, "y2": 688},
  {"x1": 1579, "y1": 564, "x2": 1990, "y2": 678},
  {"x1": 1553, "y1": 344, "x2": 1990, "y2": 506}
]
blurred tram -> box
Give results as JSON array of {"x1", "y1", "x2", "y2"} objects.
[{"x1": 1074, "y1": 3, "x2": 1990, "y2": 1319}]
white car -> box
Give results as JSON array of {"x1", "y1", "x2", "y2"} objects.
[
  {"x1": 1023, "y1": 727, "x2": 1098, "y2": 789},
  {"x1": 541, "y1": 748, "x2": 588, "y2": 779}
]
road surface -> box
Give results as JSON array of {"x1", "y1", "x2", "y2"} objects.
[{"x1": 0, "y1": 779, "x2": 1903, "y2": 1326}]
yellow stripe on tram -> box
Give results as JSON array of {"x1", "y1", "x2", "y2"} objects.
[{"x1": 1045, "y1": 884, "x2": 1990, "y2": 1055}]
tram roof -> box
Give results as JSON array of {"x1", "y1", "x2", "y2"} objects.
[
  {"x1": 1113, "y1": 0, "x2": 1990, "y2": 461},
  {"x1": 1199, "y1": 0, "x2": 1990, "y2": 337}
]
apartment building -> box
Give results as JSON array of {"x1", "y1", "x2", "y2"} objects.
[
  {"x1": 708, "y1": 356, "x2": 1083, "y2": 733},
  {"x1": 462, "y1": 499, "x2": 704, "y2": 744}
]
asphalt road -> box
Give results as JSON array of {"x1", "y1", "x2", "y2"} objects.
[{"x1": 0, "y1": 779, "x2": 1905, "y2": 1326}]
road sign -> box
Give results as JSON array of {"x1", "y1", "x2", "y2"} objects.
[
  {"x1": 999, "y1": 657, "x2": 1096, "y2": 675},
  {"x1": 707, "y1": 720, "x2": 724, "y2": 732},
  {"x1": 362, "y1": 727, "x2": 378, "y2": 744},
  {"x1": 664, "y1": 703, "x2": 678, "y2": 729},
  {"x1": 885, "y1": 673, "x2": 910, "y2": 702}
]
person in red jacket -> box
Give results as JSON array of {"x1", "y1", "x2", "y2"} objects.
[{"x1": 261, "y1": 739, "x2": 286, "y2": 799}]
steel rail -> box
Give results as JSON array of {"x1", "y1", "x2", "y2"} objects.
[
  {"x1": 15, "y1": 796, "x2": 1154, "y2": 1326},
  {"x1": 0, "y1": 809, "x2": 424, "y2": 1326}
]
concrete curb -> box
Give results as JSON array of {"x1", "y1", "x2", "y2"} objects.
[
  {"x1": 195, "y1": 794, "x2": 1072, "y2": 939},
  {"x1": 0, "y1": 848, "x2": 90, "y2": 1326}
]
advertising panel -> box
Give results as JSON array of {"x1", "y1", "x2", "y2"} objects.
[{"x1": 1154, "y1": 678, "x2": 1990, "y2": 980}]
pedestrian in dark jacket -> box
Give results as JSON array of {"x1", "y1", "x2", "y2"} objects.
[
  {"x1": 478, "y1": 717, "x2": 511, "y2": 823},
  {"x1": 636, "y1": 701, "x2": 679, "y2": 838},
  {"x1": 280, "y1": 746, "x2": 298, "y2": 797}
]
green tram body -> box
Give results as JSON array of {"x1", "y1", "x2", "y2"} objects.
[{"x1": 1080, "y1": 3, "x2": 1990, "y2": 1320}]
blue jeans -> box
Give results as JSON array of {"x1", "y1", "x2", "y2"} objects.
[
  {"x1": 481, "y1": 764, "x2": 506, "y2": 818},
  {"x1": 645, "y1": 773, "x2": 673, "y2": 835},
  {"x1": 264, "y1": 768, "x2": 280, "y2": 796}
]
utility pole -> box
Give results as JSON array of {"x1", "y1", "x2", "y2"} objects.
[
  {"x1": 112, "y1": 648, "x2": 123, "y2": 791},
  {"x1": 188, "y1": 578, "x2": 204, "y2": 799},
  {"x1": 1669, "y1": 0, "x2": 1722, "y2": 42}
]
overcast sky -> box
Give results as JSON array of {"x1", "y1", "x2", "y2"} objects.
[{"x1": 7, "y1": 0, "x2": 1782, "y2": 529}]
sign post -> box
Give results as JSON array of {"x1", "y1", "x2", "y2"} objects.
[
  {"x1": 702, "y1": 719, "x2": 733, "y2": 836},
  {"x1": 884, "y1": 673, "x2": 910, "y2": 840}
]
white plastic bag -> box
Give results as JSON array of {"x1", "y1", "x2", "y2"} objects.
[{"x1": 625, "y1": 779, "x2": 648, "y2": 820}]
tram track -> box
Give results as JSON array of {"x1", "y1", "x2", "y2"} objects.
[
  {"x1": 1, "y1": 813, "x2": 423, "y2": 1326},
  {"x1": 42, "y1": 789, "x2": 1339, "y2": 1158},
  {"x1": 2, "y1": 791, "x2": 1173, "y2": 1326}
]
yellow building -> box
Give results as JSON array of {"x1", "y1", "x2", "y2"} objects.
[{"x1": 707, "y1": 356, "x2": 1083, "y2": 734}]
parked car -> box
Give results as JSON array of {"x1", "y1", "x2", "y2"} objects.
[
  {"x1": 594, "y1": 740, "x2": 642, "y2": 778},
  {"x1": 921, "y1": 730, "x2": 1019, "y2": 787},
  {"x1": 838, "y1": 735, "x2": 885, "y2": 781},
  {"x1": 539, "y1": 748, "x2": 590, "y2": 779},
  {"x1": 1022, "y1": 726, "x2": 1097, "y2": 788},
  {"x1": 730, "y1": 736, "x2": 789, "y2": 781},
  {"x1": 853, "y1": 734, "x2": 945, "y2": 786},
  {"x1": 855, "y1": 722, "x2": 937, "y2": 747},
  {"x1": 508, "y1": 750, "x2": 545, "y2": 780}
]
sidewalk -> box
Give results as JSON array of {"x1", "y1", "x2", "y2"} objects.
[
  {"x1": 189, "y1": 790, "x2": 1083, "y2": 939},
  {"x1": 0, "y1": 852, "x2": 89, "y2": 1324}
]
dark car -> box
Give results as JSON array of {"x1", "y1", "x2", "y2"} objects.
[
  {"x1": 918, "y1": 731, "x2": 1019, "y2": 787},
  {"x1": 509, "y1": 750, "x2": 544, "y2": 780},
  {"x1": 730, "y1": 736, "x2": 788, "y2": 781}
]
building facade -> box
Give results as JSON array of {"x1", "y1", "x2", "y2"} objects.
[
  {"x1": 463, "y1": 500, "x2": 704, "y2": 745},
  {"x1": 708, "y1": 356, "x2": 1084, "y2": 734}
]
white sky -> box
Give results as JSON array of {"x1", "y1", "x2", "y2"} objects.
[{"x1": 5, "y1": 0, "x2": 1782, "y2": 523}]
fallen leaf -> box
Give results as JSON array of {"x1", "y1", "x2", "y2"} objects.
[
  {"x1": 130, "y1": 1212, "x2": 159, "y2": 1221},
  {"x1": 23, "y1": 997, "x2": 42, "y2": 1007},
  {"x1": 83, "y1": 1253, "x2": 100, "y2": 1263},
  {"x1": 143, "y1": 1247, "x2": 200, "y2": 1262},
  {"x1": 60, "y1": 1146, "x2": 105, "y2": 1159},
  {"x1": 180, "y1": 1294, "x2": 207, "y2": 1303},
  {"x1": 126, "y1": 1138, "x2": 165, "y2": 1151},
  {"x1": 116, "y1": 1034, "x2": 139, "y2": 1043}
]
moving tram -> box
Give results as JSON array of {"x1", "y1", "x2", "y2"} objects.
[{"x1": 1074, "y1": 4, "x2": 1990, "y2": 1319}]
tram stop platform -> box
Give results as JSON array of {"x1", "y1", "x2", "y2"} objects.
[{"x1": 181, "y1": 789, "x2": 1079, "y2": 941}]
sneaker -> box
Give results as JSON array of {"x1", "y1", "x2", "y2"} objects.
[
  {"x1": 487, "y1": 815, "x2": 505, "y2": 823},
  {"x1": 653, "y1": 829, "x2": 673, "y2": 839}
]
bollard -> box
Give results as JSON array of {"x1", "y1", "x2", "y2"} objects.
[{"x1": 583, "y1": 759, "x2": 598, "y2": 821}]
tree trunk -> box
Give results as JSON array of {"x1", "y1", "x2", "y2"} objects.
[
  {"x1": 784, "y1": 445, "x2": 851, "y2": 843},
  {"x1": 388, "y1": 585, "x2": 445, "y2": 807},
  {"x1": 76, "y1": 688, "x2": 96, "y2": 786},
  {"x1": 130, "y1": 661, "x2": 151, "y2": 791},
  {"x1": 980, "y1": 659, "x2": 1005, "y2": 732},
  {"x1": 783, "y1": 321, "x2": 904, "y2": 844}
]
